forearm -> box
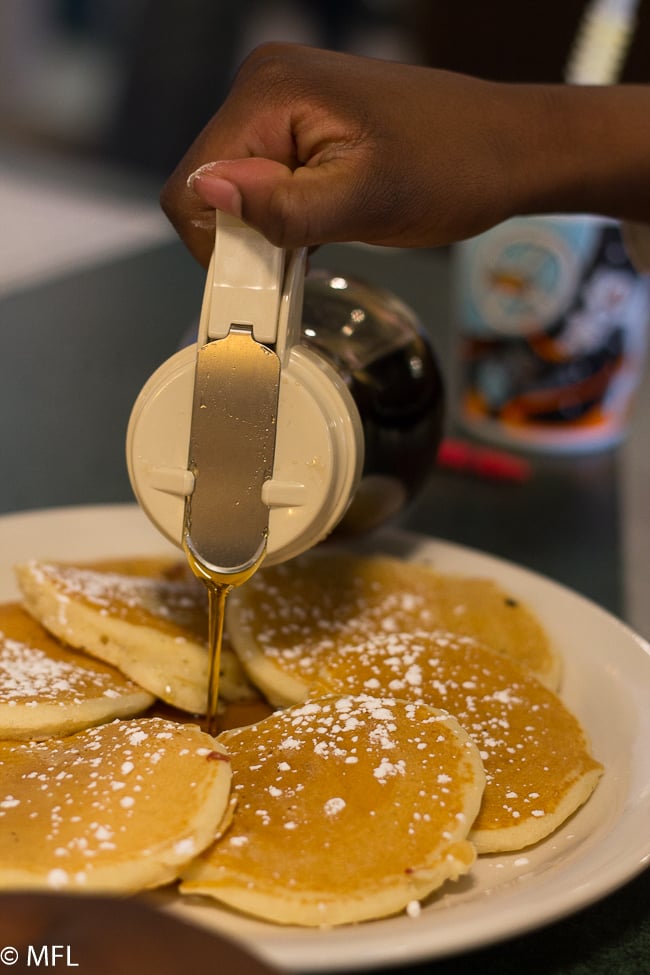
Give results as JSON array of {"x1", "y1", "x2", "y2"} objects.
[{"x1": 502, "y1": 83, "x2": 650, "y2": 225}]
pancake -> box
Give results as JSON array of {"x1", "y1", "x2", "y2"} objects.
[
  {"x1": 310, "y1": 631, "x2": 602, "y2": 853},
  {"x1": 226, "y1": 550, "x2": 560, "y2": 707},
  {"x1": 15, "y1": 560, "x2": 256, "y2": 714},
  {"x1": 0, "y1": 602, "x2": 154, "y2": 739},
  {"x1": 180, "y1": 694, "x2": 485, "y2": 926},
  {"x1": 0, "y1": 716, "x2": 232, "y2": 892}
]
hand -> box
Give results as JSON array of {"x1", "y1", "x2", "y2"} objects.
[{"x1": 160, "y1": 43, "x2": 528, "y2": 264}]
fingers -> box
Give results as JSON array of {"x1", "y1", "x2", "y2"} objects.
[
  {"x1": 187, "y1": 156, "x2": 385, "y2": 250},
  {"x1": 163, "y1": 156, "x2": 350, "y2": 264}
]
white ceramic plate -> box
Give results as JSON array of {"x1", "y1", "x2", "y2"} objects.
[{"x1": 1, "y1": 504, "x2": 649, "y2": 972}]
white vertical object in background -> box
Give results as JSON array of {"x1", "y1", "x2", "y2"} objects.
[{"x1": 564, "y1": 0, "x2": 640, "y2": 84}]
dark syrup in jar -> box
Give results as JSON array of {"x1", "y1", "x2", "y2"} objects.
[{"x1": 301, "y1": 269, "x2": 445, "y2": 534}]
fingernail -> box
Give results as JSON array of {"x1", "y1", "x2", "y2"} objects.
[
  {"x1": 188, "y1": 164, "x2": 242, "y2": 218},
  {"x1": 186, "y1": 161, "x2": 223, "y2": 188}
]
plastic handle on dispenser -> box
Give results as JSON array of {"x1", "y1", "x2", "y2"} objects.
[{"x1": 200, "y1": 212, "x2": 286, "y2": 345}]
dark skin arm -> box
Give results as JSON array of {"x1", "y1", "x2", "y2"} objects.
[{"x1": 160, "y1": 42, "x2": 650, "y2": 266}]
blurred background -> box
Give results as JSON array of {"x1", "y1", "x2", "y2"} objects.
[{"x1": 1, "y1": 0, "x2": 648, "y2": 185}]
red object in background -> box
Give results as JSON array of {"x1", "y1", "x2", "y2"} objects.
[{"x1": 436, "y1": 438, "x2": 532, "y2": 483}]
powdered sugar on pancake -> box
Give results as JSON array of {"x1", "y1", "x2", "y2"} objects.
[
  {"x1": 0, "y1": 717, "x2": 232, "y2": 891},
  {"x1": 312, "y1": 631, "x2": 602, "y2": 852},
  {"x1": 181, "y1": 695, "x2": 485, "y2": 926}
]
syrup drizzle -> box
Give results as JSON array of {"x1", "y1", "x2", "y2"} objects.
[
  {"x1": 184, "y1": 545, "x2": 265, "y2": 736},
  {"x1": 205, "y1": 581, "x2": 230, "y2": 736}
]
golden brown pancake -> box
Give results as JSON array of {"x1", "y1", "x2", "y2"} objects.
[
  {"x1": 180, "y1": 694, "x2": 485, "y2": 926},
  {"x1": 15, "y1": 560, "x2": 255, "y2": 713},
  {"x1": 226, "y1": 550, "x2": 560, "y2": 707},
  {"x1": 0, "y1": 602, "x2": 154, "y2": 739},
  {"x1": 309, "y1": 630, "x2": 602, "y2": 852},
  {"x1": 0, "y1": 716, "x2": 232, "y2": 892}
]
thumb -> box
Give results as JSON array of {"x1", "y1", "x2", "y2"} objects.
[{"x1": 190, "y1": 156, "x2": 367, "y2": 249}]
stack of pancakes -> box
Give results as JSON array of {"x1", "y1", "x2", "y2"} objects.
[{"x1": 0, "y1": 547, "x2": 601, "y2": 926}]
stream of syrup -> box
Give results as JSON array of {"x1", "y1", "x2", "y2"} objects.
[
  {"x1": 184, "y1": 547, "x2": 265, "y2": 736},
  {"x1": 204, "y1": 581, "x2": 230, "y2": 735}
]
